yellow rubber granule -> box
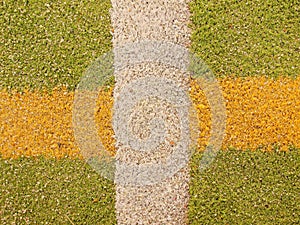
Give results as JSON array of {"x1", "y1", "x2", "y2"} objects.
[
  {"x1": 95, "y1": 86, "x2": 116, "y2": 156},
  {"x1": 221, "y1": 76, "x2": 300, "y2": 152},
  {"x1": 0, "y1": 88, "x2": 80, "y2": 159},
  {"x1": 1, "y1": 76, "x2": 299, "y2": 159}
]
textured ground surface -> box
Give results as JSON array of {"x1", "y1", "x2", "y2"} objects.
[
  {"x1": 1, "y1": 0, "x2": 299, "y2": 224},
  {"x1": 110, "y1": 0, "x2": 191, "y2": 224},
  {"x1": 1, "y1": 77, "x2": 299, "y2": 159}
]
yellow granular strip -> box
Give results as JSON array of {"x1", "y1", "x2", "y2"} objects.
[
  {"x1": 0, "y1": 88, "x2": 81, "y2": 159},
  {"x1": 189, "y1": 78, "x2": 211, "y2": 151},
  {"x1": 95, "y1": 86, "x2": 116, "y2": 156},
  {"x1": 221, "y1": 76, "x2": 300, "y2": 151},
  {"x1": 1, "y1": 76, "x2": 300, "y2": 159}
]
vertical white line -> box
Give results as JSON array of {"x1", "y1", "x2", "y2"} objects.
[{"x1": 111, "y1": 1, "x2": 191, "y2": 224}]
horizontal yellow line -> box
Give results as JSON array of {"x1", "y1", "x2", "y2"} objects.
[{"x1": 1, "y1": 76, "x2": 299, "y2": 159}]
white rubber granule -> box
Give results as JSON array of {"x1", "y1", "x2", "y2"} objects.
[{"x1": 111, "y1": 1, "x2": 192, "y2": 224}]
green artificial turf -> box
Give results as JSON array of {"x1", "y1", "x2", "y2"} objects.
[
  {"x1": 1, "y1": 0, "x2": 299, "y2": 224},
  {"x1": 1, "y1": 148, "x2": 299, "y2": 224},
  {"x1": 189, "y1": 0, "x2": 299, "y2": 78},
  {"x1": 0, "y1": 157, "x2": 116, "y2": 225},
  {"x1": 188, "y1": 148, "x2": 300, "y2": 224},
  {"x1": 0, "y1": 0, "x2": 112, "y2": 92},
  {"x1": 1, "y1": 0, "x2": 299, "y2": 93}
]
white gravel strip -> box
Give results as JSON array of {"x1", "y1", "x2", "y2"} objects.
[
  {"x1": 110, "y1": 1, "x2": 192, "y2": 224},
  {"x1": 110, "y1": 0, "x2": 191, "y2": 47}
]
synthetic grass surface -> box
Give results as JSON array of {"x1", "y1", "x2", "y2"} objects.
[
  {"x1": 1, "y1": 0, "x2": 112, "y2": 92},
  {"x1": 1, "y1": 0, "x2": 299, "y2": 224},
  {"x1": 1, "y1": 0, "x2": 299, "y2": 93},
  {"x1": 1, "y1": 149, "x2": 299, "y2": 224},
  {"x1": 189, "y1": 0, "x2": 300, "y2": 78},
  {"x1": 188, "y1": 148, "x2": 300, "y2": 224},
  {"x1": 0, "y1": 157, "x2": 116, "y2": 224}
]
